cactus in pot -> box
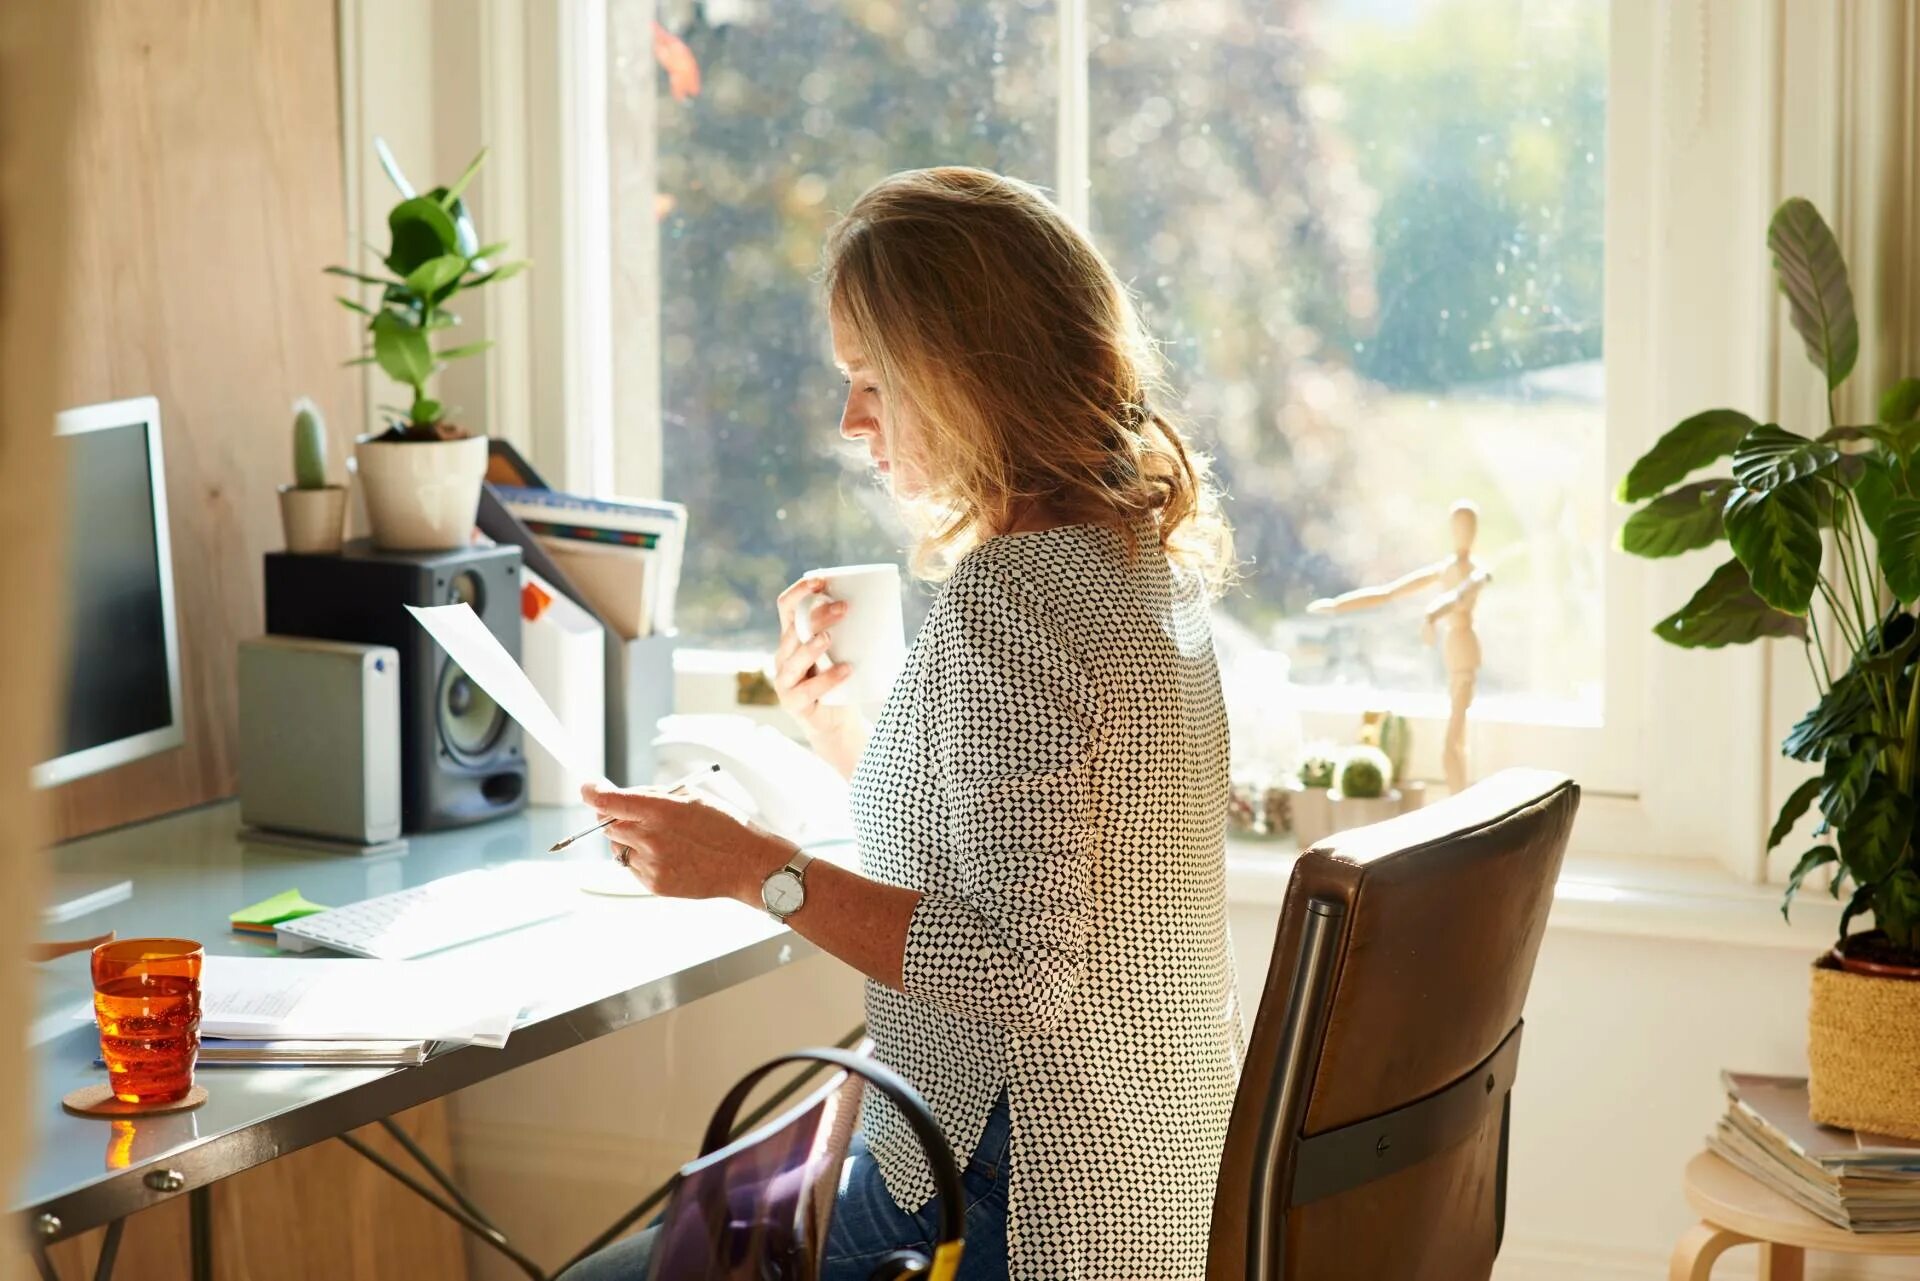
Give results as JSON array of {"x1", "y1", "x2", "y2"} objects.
[
  {"x1": 293, "y1": 397, "x2": 329, "y2": 491},
  {"x1": 278, "y1": 397, "x2": 347, "y2": 554},
  {"x1": 1336, "y1": 746, "x2": 1392, "y2": 800}
]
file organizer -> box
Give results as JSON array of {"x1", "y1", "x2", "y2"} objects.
[{"x1": 479, "y1": 442, "x2": 677, "y2": 786}]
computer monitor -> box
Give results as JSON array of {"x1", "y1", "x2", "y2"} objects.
[{"x1": 33, "y1": 396, "x2": 184, "y2": 788}]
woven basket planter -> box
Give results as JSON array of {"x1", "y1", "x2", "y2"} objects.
[{"x1": 1807, "y1": 955, "x2": 1920, "y2": 1141}]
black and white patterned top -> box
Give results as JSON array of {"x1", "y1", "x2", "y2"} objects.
[{"x1": 849, "y1": 521, "x2": 1243, "y2": 1280}]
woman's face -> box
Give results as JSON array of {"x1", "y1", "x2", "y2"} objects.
[{"x1": 831, "y1": 309, "x2": 923, "y2": 497}]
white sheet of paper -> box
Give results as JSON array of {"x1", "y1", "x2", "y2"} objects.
[
  {"x1": 407, "y1": 603, "x2": 599, "y2": 779},
  {"x1": 199, "y1": 955, "x2": 520, "y2": 1046}
]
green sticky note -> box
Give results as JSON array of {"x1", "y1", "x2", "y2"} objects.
[{"x1": 229, "y1": 888, "x2": 329, "y2": 928}]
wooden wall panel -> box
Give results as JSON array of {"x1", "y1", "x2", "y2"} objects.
[
  {"x1": 45, "y1": 0, "x2": 357, "y2": 841},
  {"x1": 7, "y1": 10, "x2": 468, "y2": 1281},
  {"x1": 1, "y1": 7, "x2": 89, "y2": 1281}
]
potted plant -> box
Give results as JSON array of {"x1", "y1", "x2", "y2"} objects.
[
  {"x1": 278, "y1": 397, "x2": 346, "y2": 554},
  {"x1": 1290, "y1": 747, "x2": 1338, "y2": 848},
  {"x1": 1332, "y1": 744, "x2": 1400, "y2": 827},
  {"x1": 1616, "y1": 197, "x2": 1920, "y2": 1138},
  {"x1": 328, "y1": 142, "x2": 527, "y2": 550}
]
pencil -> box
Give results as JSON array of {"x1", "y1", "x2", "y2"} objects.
[{"x1": 548, "y1": 763, "x2": 722, "y2": 852}]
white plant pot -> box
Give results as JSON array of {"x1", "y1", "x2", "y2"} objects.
[
  {"x1": 277, "y1": 485, "x2": 348, "y2": 554},
  {"x1": 352, "y1": 434, "x2": 488, "y2": 551}
]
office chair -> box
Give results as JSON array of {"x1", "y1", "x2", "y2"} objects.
[
  {"x1": 644, "y1": 1047, "x2": 966, "y2": 1281},
  {"x1": 1209, "y1": 768, "x2": 1579, "y2": 1281}
]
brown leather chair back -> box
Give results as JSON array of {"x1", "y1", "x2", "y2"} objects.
[{"x1": 1209, "y1": 768, "x2": 1578, "y2": 1281}]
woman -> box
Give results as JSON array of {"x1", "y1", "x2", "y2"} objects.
[{"x1": 567, "y1": 167, "x2": 1241, "y2": 1280}]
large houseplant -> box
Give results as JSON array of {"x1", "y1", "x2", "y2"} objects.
[
  {"x1": 1617, "y1": 197, "x2": 1920, "y2": 1138},
  {"x1": 328, "y1": 142, "x2": 526, "y2": 550}
]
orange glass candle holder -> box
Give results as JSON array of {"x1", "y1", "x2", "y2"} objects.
[{"x1": 90, "y1": 938, "x2": 202, "y2": 1105}]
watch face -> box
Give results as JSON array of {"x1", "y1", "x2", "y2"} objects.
[{"x1": 762, "y1": 870, "x2": 805, "y2": 916}]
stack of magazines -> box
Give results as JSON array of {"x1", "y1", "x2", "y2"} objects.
[
  {"x1": 1710, "y1": 1071, "x2": 1920, "y2": 1232},
  {"x1": 491, "y1": 484, "x2": 686, "y2": 640}
]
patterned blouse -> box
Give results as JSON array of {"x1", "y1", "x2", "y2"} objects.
[{"x1": 849, "y1": 521, "x2": 1243, "y2": 1280}]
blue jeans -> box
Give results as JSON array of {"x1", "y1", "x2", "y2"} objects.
[{"x1": 560, "y1": 1092, "x2": 1011, "y2": 1281}]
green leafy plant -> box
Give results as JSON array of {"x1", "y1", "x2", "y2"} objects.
[
  {"x1": 291, "y1": 397, "x2": 329, "y2": 490},
  {"x1": 1297, "y1": 750, "x2": 1337, "y2": 791},
  {"x1": 326, "y1": 145, "x2": 527, "y2": 442},
  {"x1": 1337, "y1": 746, "x2": 1392, "y2": 800},
  {"x1": 1617, "y1": 197, "x2": 1920, "y2": 959}
]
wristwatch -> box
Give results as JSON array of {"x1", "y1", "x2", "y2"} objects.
[{"x1": 760, "y1": 849, "x2": 814, "y2": 923}]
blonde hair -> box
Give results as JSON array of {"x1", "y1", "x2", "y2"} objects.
[{"x1": 822, "y1": 167, "x2": 1233, "y2": 591}]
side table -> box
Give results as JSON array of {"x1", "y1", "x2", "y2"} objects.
[{"x1": 1671, "y1": 1151, "x2": 1920, "y2": 1279}]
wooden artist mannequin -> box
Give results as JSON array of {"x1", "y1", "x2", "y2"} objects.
[{"x1": 1307, "y1": 500, "x2": 1490, "y2": 793}]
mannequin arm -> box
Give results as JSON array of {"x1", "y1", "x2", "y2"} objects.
[
  {"x1": 1424, "y1": 568, "x2": 1491, "y2": 621},
  {"x1": 1308, "y1": 561, "x2": 1447, "y2": 615}
]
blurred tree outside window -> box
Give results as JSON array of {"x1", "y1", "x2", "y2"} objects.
[{"x1": 616, "y1": 0, "x2": 1605, "y2": 724}]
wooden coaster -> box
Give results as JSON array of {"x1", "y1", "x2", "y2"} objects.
[{"x1": 62, "y1": 1084, "x2": 208, "y2": 1118}]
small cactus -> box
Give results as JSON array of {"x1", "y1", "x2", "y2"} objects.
[
  {"x1": 1298, "y1": 751, "x2": 1337, "y2": 790},
  {"x1": 292, "y1": 397, "x2": 329, "y2": 490},
  {"x1": 1376, "y1": 713, "x2": 1410, "y2": 784},
  {"x1": 1337, "y1": 746, "x2": 1392, "y2": 799},
  {"x1": 1359, "y1": 710, "x2": 1411, "y2": 785}
]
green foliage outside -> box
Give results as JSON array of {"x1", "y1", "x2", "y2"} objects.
[
  {"x1": 652, "y1": 0, "x2": 1606, "y2": 664},
  {"x1": 1329, "y1": 2, "x2": 1605, "y2": 389}
]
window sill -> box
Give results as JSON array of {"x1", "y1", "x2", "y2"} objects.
[
  {"x1": 678, "y1": 650, "x2": 1835, "y2": 955},
  {"x1": 1225, "y1": 836, "x2": 1841, "y2": 953}
]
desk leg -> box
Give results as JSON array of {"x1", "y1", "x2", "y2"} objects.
[
  {"x1": 1669, "y1": 1222, "x2": 1746, "y2": 1281},
  {"x1": 91, "y1": 1219, "x2": 124, "y2": 1281},
  {"x1": 338, "y1": 1133, "x2": 546, "y2": 1281},
  {"x1": 189, "y1": 1186, "x2": 211, "y2": 1281},
  {"x1": 1759, "y1": 1243, "x2": 1805, "y2": 1281}
]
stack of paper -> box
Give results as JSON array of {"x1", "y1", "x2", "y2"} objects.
[
  {"x1": 1709, "y1": 1071, "x2": 1920, "y2": 1232},
  {"x1": 200, "y1": 955, "x2": 522, "y2": 1049},
  {"x1": 196, "y1": 1039, "x2": 433, "y2": 1068}
]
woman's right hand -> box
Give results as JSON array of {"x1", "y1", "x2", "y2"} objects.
[{"x1": 774, "y1": 577, "x2": 865, "y2": 777}]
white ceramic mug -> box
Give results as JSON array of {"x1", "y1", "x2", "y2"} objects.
[{"x1": 793, "y1": 564, "x2": 907, "y2": 707}]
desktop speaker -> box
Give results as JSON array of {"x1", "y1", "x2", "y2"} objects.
[
  {"x1": 238, "y1": 636, "x2": 402, "y2": 845},
  {"x1": 263, "y1": 540, "x2": 527, "y2": 832}
]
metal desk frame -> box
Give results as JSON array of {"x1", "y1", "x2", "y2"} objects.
[{"x1": 24, "y1": 930, "x2": 818, "y2": 1279}]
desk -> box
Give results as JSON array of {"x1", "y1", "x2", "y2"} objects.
[{"x1": 20, "y1": 800, "x2": 833, "y2": 1273}]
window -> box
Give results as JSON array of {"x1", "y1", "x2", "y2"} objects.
[
  {"x1": 627, "y1": 0, "x2": 1058, "y2": 645},
  {"x1": 619, "y1": 0, "x2": 1606, "y2": 732},
  {"x1": 1089, "y1": 0, "x2": 1606, "y2": 724},
  {"x1": 359, "y1": 0, "x2": 1899, "y2": 871}
]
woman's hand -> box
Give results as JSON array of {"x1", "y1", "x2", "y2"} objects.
[
  {"x1": 773, "y1": 577, "x2": 868, "y2": 779},
  {"x1": 581, "y1": 780, "x2": 796, "y2": 904}
]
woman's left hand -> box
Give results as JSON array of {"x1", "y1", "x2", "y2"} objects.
[{"x1": 579, "y1": 780, "x2": 796, "y2": 904}]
